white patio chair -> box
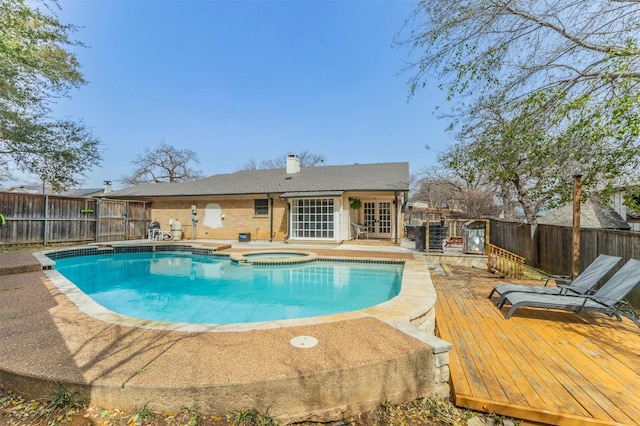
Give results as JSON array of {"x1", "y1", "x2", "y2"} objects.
[{"x1": 352, "y1": 223, "x2": 368, "y2": 240}]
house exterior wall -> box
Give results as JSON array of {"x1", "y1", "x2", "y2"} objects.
[
  {"x1": 146, "y1": 191, "x2": 405, "y2": 243},
  {"x1": 611, "y1": 189, "x2": 640, "y2": 232},
  {"x1": 150, "y1": 197, "x2": 288, "y2": 241},
  {"x1": 612, "y1": 190, "x2": 625, "y2": 217},
  {"x1": 343, "y1": 192, "x2": 404, "y2": 241}
]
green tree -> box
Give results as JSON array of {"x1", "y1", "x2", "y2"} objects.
[
  {"x1": 440, "y1": 86, "x2": 640, "y2": 223},
  {"x1": 0, "y1": 0, "x2": 100, "y2": 190},
  {"x1": 119, "y1": 142, "x2": 203, "y2": 185},
  {"x1": 397, "y1": 0, "x2": 640, "y2": 222}
]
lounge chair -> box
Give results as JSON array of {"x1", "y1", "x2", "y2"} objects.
[
  {"x1": 497, "y1": 258, "x2": 640, "y2": 326},
  {"x1": 488, "y1": 254, "x2": 621, "y2": 307}
]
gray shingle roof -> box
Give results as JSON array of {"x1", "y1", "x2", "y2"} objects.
[
  {"x1": 62, "y1": 188, "x2": 104, "y2": 197},
  {"x1": 538, "y1": 201, "x2": 631, "y2": 230},
  {"x1": 106, "y1": 162, "x2": 409, "y2": 198}
]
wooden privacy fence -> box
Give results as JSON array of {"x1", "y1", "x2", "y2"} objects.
[
  {"x1": 487, "y1": 243, "x2": 526, "y2": 279},
  {"x1": 489, "y1": 218, "x2": 640, "y2": 306},
  {"x1": 0, "y1": 192, "x2": 149, "y2": 245}
]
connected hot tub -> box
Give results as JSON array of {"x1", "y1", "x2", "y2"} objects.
[{"x1": 230, "y1": 250, "x2": 317, "y2": 265}]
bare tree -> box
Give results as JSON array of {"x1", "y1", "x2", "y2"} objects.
[
  {"x1": 413, "y1": 175, "x2": 501, "y2": 218},
  {"x1": 397, "y1": 0, "x2": 640, "y2": 223},
  {"x1": 238, "y1": 151, "x2": 325, "y2": 170},
  {"x1": 413, "y1": 164, "x2": 504, "y2": 218},
  {"x1": 458, "y1": 189, "x2": 502, "y2": 218},
  {"x1": 397, "y1": 0, "x2": 640, "y2": 105},
  {"x1": 412, "y1": 178, "x2": 459, "y2": 210},
  {"x1": 119, "y1": 142, "x2": 203, "y2": 186}
]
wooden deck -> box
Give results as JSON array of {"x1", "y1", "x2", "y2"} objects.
[{"x1": 432, "y1": 264, "x2": 640, "y2": 426}]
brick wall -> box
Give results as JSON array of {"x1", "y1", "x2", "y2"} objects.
[{"x1": 150, "y1": 197, "x2": 288, "y2": 241}]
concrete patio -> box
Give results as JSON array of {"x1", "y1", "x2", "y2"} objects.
[{"x1": 0, "y1": 242, "x2": 449, "y2": 423}]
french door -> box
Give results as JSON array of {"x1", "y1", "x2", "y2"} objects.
[{"x1": 363, "y1": 201, "x2": 392, "y2": 238}]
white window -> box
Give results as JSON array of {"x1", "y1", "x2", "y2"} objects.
[{"x1": 290, "y1": 198, "x2": 334, "y2": 239}]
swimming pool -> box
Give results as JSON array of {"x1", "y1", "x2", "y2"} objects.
[{"x1": 52, "y1": 251, "x2": 403, "y2": 324}]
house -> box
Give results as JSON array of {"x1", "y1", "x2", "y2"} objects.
[
  {"x1": 611, "y1": 186, "x2": 640, "y2": 231},
  {"x1": 537, "y1": 200, "x2": 631, "y2": 230},
  {"x1": 61, "y1": 181, "x2": 113, "y2": 198},
  {"x1": 104, "y1": 156, "x2": 409, "y2": 243},
  {"x1": 5, "y1": 181, "x2": 113, "y2": 198},
  {"x1": 5, "y1": 184, "x2": 50, "y2": 194}
]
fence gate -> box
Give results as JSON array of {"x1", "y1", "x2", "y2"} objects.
[
  {"x1": 96, "y1": 199, "x2": 127, "y2": 242},
  {"x1": 96, "y1": 199, "x2": 149, "y2": 242},
  {"x1": 126, "y1": 200, "x2": 150, "y2": 240}
]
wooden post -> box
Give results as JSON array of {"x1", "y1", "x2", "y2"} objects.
[
  {"x1": 484, "y1": 219, "x2": 490, "y2": 253},
  {"x1": 572, "y1": 174, "x2": 583, "y2": 279}
]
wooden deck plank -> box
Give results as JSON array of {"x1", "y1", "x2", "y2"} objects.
[
  {"x1": 468, "y1": 272, "x2": 628, "y2": 422},
  {"x1": 443, "y1": 300, "x2": 513, "y2": 402},
  {"x1": 571, "y1": 332, "x2": 640, "y2": 396},
  {"x1": 436, "y1": 284, "x2": 491, "y2": 399},
  {"x1": 437, "y1": 275, "x2": 536, "y2": 406},
  {"x1": 515, "y1": 321, "x2": 623, "y2": 421},
  {"x1": 434, "y1": 290, "x2": 475, "y2": 398},
  {"x1": 519, "y1": 317, "x2": 640, "y2": 423},
  {"x1": 439, "y1": 270, "x2": 604, "y2": 415},
  {"x1": 449, "y1": 294, "x2": 511, "y2": 404},
  {"x1": 495, "y1": 321, "x2": 593, "y2": 416},
  {"x1": 438, "y1": 270, "x2": 584, "y2": 413},
  {"x1": 479, "y1": 318, "x2": 559, "y2": 411},
  {"x1": 488, "y1": 288, "x2": 630, "y2": 420},
  {"x1": 452, "y1": 289, "x2": 531, "y2": 404},
  {"x1": 432, "y1": 264, "x2": 640, "y2": 426},
  {"x1": 443, "y1": 278, "x2": 585, "y2": 416}
]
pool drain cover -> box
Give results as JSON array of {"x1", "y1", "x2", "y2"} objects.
[{"x1": 290, "y1": 335, "x2": 318, "y2": 348}]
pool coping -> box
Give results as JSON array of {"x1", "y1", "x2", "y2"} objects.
[
  {"x1": 229, "y1": 250, "x2": 318, "y2": 265},
  {"x1": 34, "y1": 243, "x2": 436, "y2": 333}
]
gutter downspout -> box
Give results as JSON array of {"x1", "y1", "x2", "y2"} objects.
[
  {"x1": 394, "y1": 192, "x2": 399, "y2": 245},
  {"x1": 268, "y1": 194, "x2": 273, "y2": 242},
  {"x1": 284, "y1": 201, "x2": 290, "y2": 243}
]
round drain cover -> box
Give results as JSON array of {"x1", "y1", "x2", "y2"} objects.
[{"x1": 290, "y1": 335, "x2": 318, "y2": 348}]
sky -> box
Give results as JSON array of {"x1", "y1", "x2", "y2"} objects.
[{"x1": 34, "y1": 0, "x2": 453, "y2": 190}]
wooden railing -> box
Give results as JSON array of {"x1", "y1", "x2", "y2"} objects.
[{"x1": 487, "y1": 243, "x2": 526, "y2": 280}]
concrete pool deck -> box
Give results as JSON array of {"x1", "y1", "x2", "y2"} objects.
[{"x1": 0, "y1": 242, "x2": 451, "y2": 423}]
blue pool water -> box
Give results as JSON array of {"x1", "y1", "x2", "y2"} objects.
[{"x1": 53, "y1": 252, "x2": 403, "y2": 324}]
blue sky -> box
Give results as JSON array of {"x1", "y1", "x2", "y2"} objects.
[{"x1": 46, "y1": 0, "x2": 451, "y2": 189}]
